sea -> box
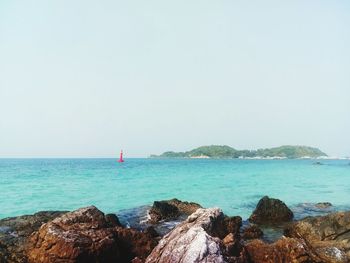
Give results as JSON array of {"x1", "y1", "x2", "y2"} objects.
[{"x1": 1, "y1": 158, "x2": 350, "y2": 225}]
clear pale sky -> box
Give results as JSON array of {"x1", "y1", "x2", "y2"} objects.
[{"x1": 0, "y1": 0, "x2": 349, "y2": 158}]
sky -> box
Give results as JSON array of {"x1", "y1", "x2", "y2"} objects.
[{"x1": 0, "y1": 0, "x2": 349, "y2": 158}]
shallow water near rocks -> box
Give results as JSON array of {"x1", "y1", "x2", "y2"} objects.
[
  {"x1": 1, "y1": 158, "x2": 349, "y2": 222},
  {"x1": 116, "y1": 202, "x2": 337, "y2": 242}
]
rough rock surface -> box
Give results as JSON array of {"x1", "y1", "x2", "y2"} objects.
[
  {"x1": 114, "y1": 227, "x2": 158, "y2": 262},
  {"x1": 249, "y1": 196, "x2": 294, "y2": 224},
  {"x1": 145, "y1": 208, "x2": 244, "y2": 263},
  {"x1": 245, "y1": 237, "x2": 315, "y2": 263},
  {"x1": 148, "y1": 198, "x2": 202, "y2": 223},
  {"x1": 222, "y1": 233, "x2": 243, "y2": 258},
  {"x1": 0, "y1": 211, "x2": 67, "y2": 263},
  {"x1": 285, "y1": 211, "x2": 350, "y2": 263},
  {"x1": 26, "y1": 206, "x2": 157, "y2": 263},
  {"x1": 242, "y1": 225, "x2": 263, "y2": 240}
]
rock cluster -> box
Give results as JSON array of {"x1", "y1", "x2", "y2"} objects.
[
  {"x1": 285, "y1": 211, "x2": 350, "y2": 262},
  {"x1": 2, "y1": 196, "x2": 350, "y2": 263},
  {"x1": 0, "y1": 207, "x2": 157, "y2": 263},
  {"x1": 145, "y1": 196, "x2": 347, "y2": 263}
]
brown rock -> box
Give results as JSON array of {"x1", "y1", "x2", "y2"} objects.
[
  {"x1": 223, "y1": 233, "x2": 242, "y2": 257},
  {"x1": 26, "y1": 206, "x2": 120, "y2": 263},
  {"x1": 148, "y1": 198, "x2": 202, "y2": 223},
  {"x1": 166, "y1": 198, "x2": 202, "y2": 215},
  {"x1": 285, "y1": 211, "x2": 350, "y2": 263},
  {"x1": 115, "y1": 226, "x2": 158, "y2": 261},
  {"x1": 224, "y1": 216, "x2": 243, "y2": 236},
  {"x1": 26, "y1": 206, "x2": 157, "y2": 263},
  {"x1": 242, "y1": 225, "x2": 263, "y2": 240},
  {"x1": 105, "y1": 213, "x2": 122, "y2": 227},
  {"x1": 0, "y1": 211, "x2": 67, "y2": 263},
  {"x1": 249, "y1": 196, "x2": 293, "y2": 224},
  {"x1": 245, "y1": 237, "x2": 315, "y2": 263},
  {"x1": 148, "y1": 201, "x2": 179, "y2": 223},
  {"x1": 143, "y1": 226, "x2": 159, "y2": 238},
  {"x1": 211, "y1": 216, "x2": 242, "y2": 239}
]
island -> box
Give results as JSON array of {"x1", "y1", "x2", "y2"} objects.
[{"x1": 150, "y1": 145, "x2": 327, "y2": 159}]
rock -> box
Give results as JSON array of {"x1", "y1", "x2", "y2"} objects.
[
  {"x1": 148, "y1": 198, "x2": 202, "y2": 223},
  {"x1": 148, "y1": 201, "x2": 179, "y2": 223},
  {"x1": 26, "y1": 206, "x2": 157, "y2": 263},
  {"x1": 242, "y1": 225, "x2": 263, "y2": 240},
  {"x1": 0, "y1": 211, "x2": 67, "y2": 263},
  {"x1": 105, "y1": 213, "x2": 122, "y2": 227},
  {"x1": 166, "y1": 198, "x2": 202, "y2": 215},
  {"x1": 145, "y1": 208, "x2": 244, "y2": 263},
  {"x1": 222, "y1": 233, "x2": 243, "y2": 257},
  {"x1": 249, "y1": 196, "x2": 293, "y2": 224},
  {"x1": 211, "y1": 216, "x2": 242, "y2": 239},
  {"x1": 285, "y1": 211, "x2": 350, "y2": 263},
  {"x1": 114, "y1": 226, "x2": 158, "y2": 262},
  {"x1": 315, "y1": 202, "x2": 333, "y2": 209},
  {"x1": 143, "y1": 226, "x2": 159, "y2": 238},
  {"x1": 26, "y1": 206, "x2": 120, "y2": 263},
  {"x1": 245, "y1": 237, "x2": 315, "y2": 263}
]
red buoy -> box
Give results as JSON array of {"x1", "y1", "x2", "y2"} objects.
[{"x1": 118, "y1": 150, "x2": 124, "y2": 162}]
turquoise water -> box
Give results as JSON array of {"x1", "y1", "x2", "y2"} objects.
[{"x1": 1, "y1": 158, "x2": 350, "y2": 220}]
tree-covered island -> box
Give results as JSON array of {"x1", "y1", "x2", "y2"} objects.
[{"x1": 150, "y1": 145, "x2": 327, "y2": 159}]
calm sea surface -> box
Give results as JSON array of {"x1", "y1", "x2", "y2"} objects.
[{"x1": 1, "y1": 158, "x2": 350, "y2": 220}]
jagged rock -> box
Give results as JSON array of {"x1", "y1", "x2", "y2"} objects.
[
  {"x1": 148, "y1": 198, "x2": 202, "y2": 223},
  {"x1": 0, "y1": 211, "x2": 67, "y2": 263},
  {"x1": 249, "y1": 196, "x2": 293, "y2": 224},
  {"x1": 26, "y1": 206, "x2": 156, "y2": 263},
  {"x1": 242, "y1": 225, "x2": 263, "y2": 240},
  {"x1": 245, "y1": 237, "x2": 315, "y2": 263},
  {"x1": 146, "y1": 208, "x2": 242, "y2": 263},
  {"x1": 26, "y1": 206, "x2": 120, "y2": 263},
  {"x1": 285, "y1": 211, "x2": 350, "y2": 263}
]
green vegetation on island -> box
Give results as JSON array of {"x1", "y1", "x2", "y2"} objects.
[{"x1": 150, "y1": 145, "x2": 327, "y2": 159}]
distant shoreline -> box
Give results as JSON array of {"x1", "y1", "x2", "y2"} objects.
[
  {"x1": 149, "y1": 156, "x2": 350, "y2": 160},
  {"x1": 150, "y1": 145, "x2": 331, "y2": 159}
]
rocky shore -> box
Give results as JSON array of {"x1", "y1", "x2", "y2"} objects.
[{"x1": 0, "y1": 197, "x2": 348, "y2": 263}]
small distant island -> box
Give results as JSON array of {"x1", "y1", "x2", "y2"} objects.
[{"x1": 150, "y1": 145, "x2": 327, "y2": 159}]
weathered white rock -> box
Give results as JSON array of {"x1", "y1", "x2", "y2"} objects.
[{"x1": 145, "y1": 208, "x2": 228, "y2": 263}]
